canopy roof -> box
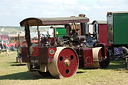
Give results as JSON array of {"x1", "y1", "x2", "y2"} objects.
[
  {"x1": 20, "y1": 17, "x2": 89, "y2": 26},
  {"x1": 108, "y1": 11, "x2": 128, "y2": 14},
  {"x1": 92, "y1": 20, "x2": 107, "y2": 24}
]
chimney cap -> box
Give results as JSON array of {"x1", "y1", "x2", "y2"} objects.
[{"x1": 79, "y1": 14, "x2": 86, "y2": 17}]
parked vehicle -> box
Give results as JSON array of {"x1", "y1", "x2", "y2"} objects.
[
  {"x1": 20, "y1": 14, "x2": 110, "y2": 78},
  {"x1": 89, "y1": 12, "x2": 128, "y2": 69}
]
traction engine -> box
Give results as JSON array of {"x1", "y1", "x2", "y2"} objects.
[{"x1": 20, "y1": 15, "x2": 109, "y2": 78}]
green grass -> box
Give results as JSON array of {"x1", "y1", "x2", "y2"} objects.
[{"x1": 0, "y1": 51, "x2": 128, "y2": 85}]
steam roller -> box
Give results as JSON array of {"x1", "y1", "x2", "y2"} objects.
[
  {"x1": 22, "y1": 47, "x2": 79, "y2": 78},
  {"x1": 20, "y1": 16, "x2": 110, "y2": 79}
]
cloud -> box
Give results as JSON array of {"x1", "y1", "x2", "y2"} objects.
[
  {"x1": 29, "y1": 0, "x2": 77, "y2": 4},
  {"x1": 0, "y1": 0, "x2": 128, "y2": 26},
  {"x1": 99, "y1": 0, "x2": 125, "y2": 3},
  {"x1": 98, "y1": 0, "x2": 127, "y2": 8}
]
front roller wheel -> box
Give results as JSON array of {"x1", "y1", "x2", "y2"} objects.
[{"x1": 48, "y1": 47, "x2": 78, "y2": 78}]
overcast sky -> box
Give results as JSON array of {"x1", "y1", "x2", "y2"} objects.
[{"x1": 0, "y1": 0, "x2": 128, "y2": 26}]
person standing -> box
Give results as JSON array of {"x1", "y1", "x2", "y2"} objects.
[
  {"x1": 5, "y1": 43, "x2": 9, "y2": 56},
  {"x1": 17, "y1": 46, "x2": 22, "y2": 64}
]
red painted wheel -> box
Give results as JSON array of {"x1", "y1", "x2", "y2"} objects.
[
  {"x1": 57, "y1": 48, "x2": 78, "y2": 77},
  {"x1": 48, "y1": 47, "x2": 78, "y2": 78}
]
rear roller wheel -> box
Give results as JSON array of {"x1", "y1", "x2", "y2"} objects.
[
  {"x1": 99, "y1": 49, "x2": 110, "y2": 68},
  {"x1": 27, "y1": 63, "x2": 41, "y2": 77},
  {"x1": 91, "y1": 47, "x2": 110, "y2": 68},
  {"x1": 126, "y1": 58, "x2": 128, "y2": 70},
  {"x1": 27, "y1": 63, "x2": 51, "y2": 77},
  {"x1": 126, "y1": 61, "x2": 128, "y2": 70},
  {"x1": 48, "y1": 47, "x2": 78, "y2": 78}
]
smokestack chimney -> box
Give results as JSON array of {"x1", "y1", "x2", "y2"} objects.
[{"x1": 79, "y1": 14, "x2": 86, "y2": 35}]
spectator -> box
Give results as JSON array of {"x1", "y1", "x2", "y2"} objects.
[
  {"x1": 17, "y1": 46, "x2": 22, "y2": 64},
  {"x1": 6, "y1": 43, "x2": 9, "y2": 56}
]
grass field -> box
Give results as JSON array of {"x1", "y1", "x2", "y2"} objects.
[{"x1": 0, "y1": 51, "x2": 128, "y2": 85}]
